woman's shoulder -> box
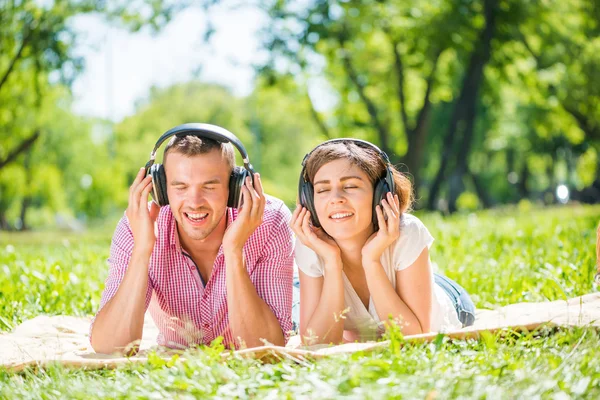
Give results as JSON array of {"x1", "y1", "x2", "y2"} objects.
[
  {"x1": 392, "y1": 213, "x2": 435, "y2": 271},
  {"x1": 294, "y1": 237, "x2": 325, "y2": 277},
  {"x1": 399, "y1": 213, "x2": 428, "y2": 234}
]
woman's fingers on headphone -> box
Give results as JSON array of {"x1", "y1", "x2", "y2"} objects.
[
  {"x1": 301, "y1": 210, "x2": 312, "y2": 237},
  {"x1": 381, "y1": 201, "x2": 397, "y2": 234},
  {"x1": 382, "y1": 196, "x2": 400, "y2": 235},
  {"x1": 375, "y1": 204, "x2": 386, "y2": 231},
  {"x1": 292, "y1": 207, "x2": 306, "y2": 234},
  {"x1": 291, "y1": 204, "x2": 302, "y2": 223},
  {"x1": 382, "y1": 197, "x2": 398, "y2": 221},
  {"x1": 391, "y1": 193, "x2": 400, "y2": 214},
  {"x1": 302, "y1": 210, "x2": 317, "y2": 240}
]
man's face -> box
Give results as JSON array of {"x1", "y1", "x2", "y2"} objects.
[{"x1": 164, "y1": 150, "x2": 231, "y2": 241}]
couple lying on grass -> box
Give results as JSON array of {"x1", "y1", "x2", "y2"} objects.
[{"x1": 90, "y1": 123, "x2": 475, "y2": 354}]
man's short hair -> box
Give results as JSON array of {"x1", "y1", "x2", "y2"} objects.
[{"x1": 163, "y1": 134, "x2": 235, "y2": 172}]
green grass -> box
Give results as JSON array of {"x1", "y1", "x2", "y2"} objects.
[{"x1": 1, "y1": 205, "x2": 599, "y2": 398}]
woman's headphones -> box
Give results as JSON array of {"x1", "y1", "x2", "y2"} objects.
[
  {"x1": 144, "y1": 123, "x2": 254, "y2": 209},
  {"x1": 298, "y1": 138, "x2": 396, "y2": 229}
]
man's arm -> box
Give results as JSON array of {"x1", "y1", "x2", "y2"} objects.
[
  {"x1": 224, "y1": 243, "x2": 292, "y2": 348},
  {"x1": 91, "y1": 168, "x2": 158, "y2": 354},
  {"x1": 90, "y1": 243, "x2": 154, "y2": 354},
  {"x1": 222, "y1": 174, "x2": 293, "y2": 348}
]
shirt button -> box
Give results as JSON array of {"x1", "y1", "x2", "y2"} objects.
[{"x1": 203, "y1": 323, "x2": 210, "y2": 329}]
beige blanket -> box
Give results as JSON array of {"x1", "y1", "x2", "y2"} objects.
[{"x1": 1, "y1": 293, "x2": 599, "y2": 372}]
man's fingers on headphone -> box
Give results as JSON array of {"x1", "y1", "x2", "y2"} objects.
[
  {"x1": 246, "y1": 176, "x2": 261, "y2": 201},
  {"x1": 253, "y1": 173, "x2": 264, "y2": 197},
  {"x1": 139, "y1": 180, "x2": 153, "y2": 210},
  {"x1": 132, "y1": 168, "x2": 147, "y2": 191},
  {"x1": 250, "y1": 188, "x2": 261, "y2": 219},
  {"x1": 134, "y1": 176, "x2": 153, "y2": 203},
  {"x1": 131, "y1": 175, "x2": 151, "y2": 205},
  {"x1": 129, "y1": 168, "x2": 145, "y2": 198},
  {"x1": 240, "y1": 182, "x2": 254, "y2": 214}
]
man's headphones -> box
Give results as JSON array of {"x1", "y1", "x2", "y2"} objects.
[
  {"x1": 144, "y1": 123, "x2": 254, "y2": 209},
  {"x1": 298, "y1": 138, "x2": 396, "y2": 229}
]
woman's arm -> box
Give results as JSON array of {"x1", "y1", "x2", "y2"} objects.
[
  {"x1": 298, "y1": 266, "x2": 345, "y2": 345},
  {"x1": 364, "y1": 247, "x2": 432, "y2": 335},
  {"x1": 292, "y1": 206, "x2": 346, "y2": 345}
]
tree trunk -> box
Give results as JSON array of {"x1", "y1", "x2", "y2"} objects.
[
  {"x1": 18, "y1": 152, "x2": 32, "y2": 231},
  {"x1": 427, "y1": 0, "x2": 497, "y2": 210},
  {"x1": 0, "y1": 130, "x2": 40, "y2": 172},
  {"x1": 517, "y1": 161, "x2": 530, "y2": 199},
  {"x1": 0, "y1": 211, "x2": 9, "y2": 230},
  {"x1": 448, "y1": 172, "x2": 465, "y2": 213}
]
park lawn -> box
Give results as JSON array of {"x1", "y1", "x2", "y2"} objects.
[{"x1": 0, "y1": 205, "x2": 599, "y2": 398}]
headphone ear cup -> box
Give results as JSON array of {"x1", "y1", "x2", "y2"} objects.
[
  {"x1": 228, "y1": 166, "x2": 247, "y2": 208},
  {"x1": 300, "y1": 181, "x2": 320, "y2": 228},
  {"x1": 150, "y1": 164, "x2": 169, "y2": 206},
  {"x1": 372, "y1": 178, "x2": 390, "y2": 230}
]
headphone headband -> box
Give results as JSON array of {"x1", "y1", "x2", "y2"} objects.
[
  {"x1": 147, "y1": 123, "x2": 252, "y2": 172},
  {"x1": 301, "y1": 138, "x2": 391, "y2": 168}
]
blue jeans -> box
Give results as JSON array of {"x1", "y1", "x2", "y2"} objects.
[
  {"x1": 433, "y1": 273, "x2": 476, "y2": 327},
  {"x1": 291, "y1": 273, "x2": 475, "y2": 330},
  {"x1": 292, "y1": 276, "x2": 301, "y2": 331}
]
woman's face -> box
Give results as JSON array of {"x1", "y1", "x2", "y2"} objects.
[{"x1": 312, "y1": 159, "x2": 374, "y2": 241}]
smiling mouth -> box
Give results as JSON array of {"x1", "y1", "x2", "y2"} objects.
[
  {"x1": 184, "y1": 212, "x2": 209, "y2": 224},
  {"x1": 329, "y1": 212, "x2": 354, "y2": 221}
]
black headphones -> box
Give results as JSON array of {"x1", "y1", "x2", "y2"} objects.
[
  {"x1": 144, "y1": 123, "x2": 254, "y2": 209},
  {"x1": 298, "y1": 138, "x2": 396, "y2": 230}
]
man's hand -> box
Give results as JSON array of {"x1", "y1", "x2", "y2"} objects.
[
  {"x1": 223, "y1": 173, "x2": 266, "y2": 252},
  {"x1": 361, "y1": 192, "x2": 401, "y2": 265},
  {"x1": 126, "y1": 167, "x2": 160, "y2": 254}
]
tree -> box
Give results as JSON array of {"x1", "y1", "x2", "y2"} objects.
[{"x1": 256, "y1": 0, "x2": 486, "y2": 198}]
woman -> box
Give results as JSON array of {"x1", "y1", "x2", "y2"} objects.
[{"x1": 292, "y1": 139, "x2": 475, "y2": 345}]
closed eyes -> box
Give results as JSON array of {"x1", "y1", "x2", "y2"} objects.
[{"x1": 316, "y1": 185, "x2": 358, "y2": 194}]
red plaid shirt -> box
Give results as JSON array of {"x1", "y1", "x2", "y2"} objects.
[{"x1": 91, "y1": 196, "x2": 294, "y2": 349}]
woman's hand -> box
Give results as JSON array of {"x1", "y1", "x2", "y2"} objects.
[
  {"x1": 291, "y1": 206, "x2": 342, "y2": 269},
  {"x1": 361, "y1": 192, "x2": 401, "y2": 265}
]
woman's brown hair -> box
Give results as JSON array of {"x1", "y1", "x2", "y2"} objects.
[{"x1": 304, "y1": 141, "x2": 413, "y2": 213}]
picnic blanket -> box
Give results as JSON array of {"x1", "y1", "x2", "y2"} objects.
[{"x1": 1, "y1": 292, "x2": 599, "y2": 372}]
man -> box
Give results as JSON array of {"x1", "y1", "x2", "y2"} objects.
[{"x1": 90, "y1": 126, "x2": 294, "y2": 353}]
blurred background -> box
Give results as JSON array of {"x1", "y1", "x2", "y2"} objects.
[{"x1": 0, "y1": 0, "x2": 599, "y2": 231}]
